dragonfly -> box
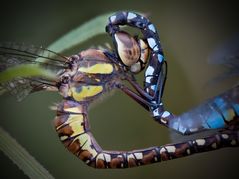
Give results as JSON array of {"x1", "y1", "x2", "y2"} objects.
[{"x1": 0, "y1": 11, "x2": 238, "y2": 169}]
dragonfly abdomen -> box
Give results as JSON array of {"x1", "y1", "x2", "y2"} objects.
[
  {"x1": 54, "y1": 99, "x2": 239, "y2": 168},
  {"x1": 169, "y1": 86, "x2": 239, "y2": 134}
]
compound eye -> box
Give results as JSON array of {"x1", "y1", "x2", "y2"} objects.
[
  {"x1": 130, "y1": 39, "x2": 150, "y2": 74},
  {"x1": 114, "y1": 31, "x2": 140, "y2": 66},
  {"x1": 138, "y1": 39, "x2": 149, "y2": 65}
]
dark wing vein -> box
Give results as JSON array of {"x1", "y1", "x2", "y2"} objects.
[
  {"x1": 0, "y1": 42, "x2": 68, "y2": 100},
  {"x1": 0, "y1": 42, "x2": 69, "y2": 70},
  {"x1": 208, "y1": 36, "x2": 239, "y2": 85}
]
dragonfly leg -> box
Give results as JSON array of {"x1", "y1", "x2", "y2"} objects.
[
  {"x1": 116, "y1": 83, "x2": 155, "y2": 111},
  {"x1": 116, "y1": 82, "x2": 178, "y2": 129},
  {"x1": 124, "y1": 75, "x2": 154, "y2": 101},
  {"x1": 121, "y1": 75, "x2": 177, "y2": 128}
]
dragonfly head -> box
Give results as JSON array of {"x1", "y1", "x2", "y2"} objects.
[{"x1": 113, "y1": 31, "x2": 150, "y2": 74}]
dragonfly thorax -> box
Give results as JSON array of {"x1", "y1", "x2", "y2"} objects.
[{"x1": 58, "y1": 49, "x2": 124, "y2": 102}]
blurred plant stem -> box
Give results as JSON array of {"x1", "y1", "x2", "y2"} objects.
[{"x1": 0, "y1": 127, "x2": 55, "y2": 179}]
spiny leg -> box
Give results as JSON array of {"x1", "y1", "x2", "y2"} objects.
[
  {"x1": 117, "y1": 75, "x2": 175, "y2": 128},
  {"x1": 116, "y1": 83, "x2": 154, "y2": 111}
]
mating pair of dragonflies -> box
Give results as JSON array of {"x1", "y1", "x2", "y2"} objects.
[{"x1": 0, "y1": 11, "x2": 238, "y2": 168}]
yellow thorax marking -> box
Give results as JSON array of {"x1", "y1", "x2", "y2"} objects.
[
  {"x1": 78, "y1": 63, "x2": 114, "y2": 74},
  {"x1": 71, "y1": 85, "x2": 103, "y2": 101}
]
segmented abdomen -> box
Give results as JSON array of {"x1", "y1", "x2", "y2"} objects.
[
  {"x1": 169, "y1": 86, "x2": 239, "y2": 134},
  {"x1": 53, "y1": 100, "x2": 239, "y2": 168},
  {"x1": 53, "y1": 100, "x2": 162, "y2": 168}
]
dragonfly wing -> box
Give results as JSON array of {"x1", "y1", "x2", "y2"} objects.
[
  {"x1": 208, "y1": 36, "x2": 239, "y2": 85},
  {"x1": 1, "y1": 79, "x2": 33, "y2": 101},
  {"x1": 0, "y1": 42, "x2": 67, "y2": 100},
  {"x1": 0, "y1": 42, "x2": 68, "y2": 71},
  {"x1": 0, "y1": 78, "x2": 57, "y2": 101}
]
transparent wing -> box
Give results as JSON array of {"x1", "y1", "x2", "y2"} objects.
[
  {"x1": 0, "y1": 42, "x2": 68, "y2": 71},
  {"x1": 1, "y1": 77, "x2": 59, "y2": 101},
  {"x1": 170, "y1": 36, "x2": 239, "y2": 142},
  {"x1": 208, "y1": 36, "x2": 239, "y2": 85},
  {"x1": 0, "y1": 42, "x2": 68, "y2": 101}
]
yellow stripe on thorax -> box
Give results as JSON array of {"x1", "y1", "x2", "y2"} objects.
[
  {"x1": 78, "y1": 63, "x2": 114, "y2": 74},
  {"x1": 70, "y1": 85, "x2": 103, "y2": 101}
]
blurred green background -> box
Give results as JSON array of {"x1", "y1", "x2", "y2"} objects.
[{"x1": 0, "y1": 0, "x2": 239, "y2": 178}]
